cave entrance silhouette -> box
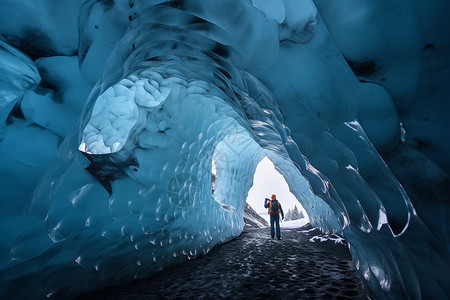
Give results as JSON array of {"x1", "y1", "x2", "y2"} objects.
[
  {"x1": 208, "y1": 127, "x2": 339, "y2": 235},
  {"x1": 246, "y1": 157, "x2": 309, "y2": 225}
]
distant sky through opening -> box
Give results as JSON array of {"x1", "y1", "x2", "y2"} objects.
[{"x1": 246, "y1": 157, "x2": 308, "y2": 224}]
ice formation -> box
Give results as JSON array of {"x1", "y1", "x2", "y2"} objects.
[{"x1": 0, "y1": 0, "x2": 449, "y2": 299}]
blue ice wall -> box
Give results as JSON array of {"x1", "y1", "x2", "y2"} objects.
[{"x1": 0, "y1": 0, "x2": 449, "y2": 299}]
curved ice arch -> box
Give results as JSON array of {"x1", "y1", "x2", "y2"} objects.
[
  {"x1": 0, "y1": 1, "x2": 449, "y2": 299},
  {"x1": 4, "y1": 68, "x2": 324, "y2": 300},
  {"x1": 1, "y1": 4, "x2": 340, "y2": 296}
]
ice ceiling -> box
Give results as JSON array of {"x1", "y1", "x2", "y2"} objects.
[{"x1": 0, "y1": 0, "x2": 449, "y2": 299}]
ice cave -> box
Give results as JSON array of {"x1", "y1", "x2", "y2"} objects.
[{"x1": 0, "y1": 0, "x2": 449, "y2": 299}]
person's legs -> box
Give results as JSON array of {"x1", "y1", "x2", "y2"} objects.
[
  {"x1": 275, "y1": 214, "x2": 281, "y2": 238},
  {"x1": 270, "y1": 215, "x2": 275, "y2": 238}
]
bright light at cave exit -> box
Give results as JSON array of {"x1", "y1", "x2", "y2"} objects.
[{"x1": 246, "y1": 157, "x2": 309, "y2": 224}]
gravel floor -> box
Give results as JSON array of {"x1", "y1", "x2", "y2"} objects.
[{"x1": 76, "y1": 224, "x2": 369, "y2": 300}]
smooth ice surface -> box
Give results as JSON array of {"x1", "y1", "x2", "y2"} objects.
[
  {"x1": 252, "y1": 0, "x2": 286, "y2": 24},
  {"x1": 0, "y1": 40, "x2": 40, "y2": 110},
  {"x1": 0, "y1": 1, "x2": 449, "y2": 299}
]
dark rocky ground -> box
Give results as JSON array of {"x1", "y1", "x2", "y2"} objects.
[{"x1": 77, "y1": 225, "x2": 369, "y2": 299}]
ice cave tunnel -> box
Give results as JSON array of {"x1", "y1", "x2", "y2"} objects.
[{"x1": 0, "y1": 0, "x2": 449, "y2": 299}]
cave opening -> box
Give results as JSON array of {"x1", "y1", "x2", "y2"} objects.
[
  {"x1": 207, "y1": 121, "x2": 319, "y2": 232},
  {"x1": 209, "y1": 129, "x2": 262, "y2": 215},
  {"x1": 246, "y1": 156, "x2": 309, "y2": 226}
]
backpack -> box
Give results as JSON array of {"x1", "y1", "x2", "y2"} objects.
[{"x1": 269, "y1": 200, "x2": 280, "y2": 215}]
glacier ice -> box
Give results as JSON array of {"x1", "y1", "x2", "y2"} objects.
[
  {"x1": 0, "y1": 40, "x2": 40, "y2": 112},
  {"x1": 0, "y1": 0, "x2": 80, "y2": 59},
  {"x1": 0, "y1": 0, "x2": 449, "y2": 299}
]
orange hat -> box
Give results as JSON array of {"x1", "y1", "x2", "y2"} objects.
[{"x1": 271, "y1": 194, "x2": 276, "y2": 199}]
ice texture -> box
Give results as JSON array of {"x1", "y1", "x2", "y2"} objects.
[
  {"x1": 0, "y1": 40, "x2": 40, "y2": 111},
  {"x1": 0, "y1": 1, "x2": 449, "y2": 299}
]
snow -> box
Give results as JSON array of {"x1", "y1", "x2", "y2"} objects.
[
  {"x1": 308, "y1": 233, "x2": 345, "y2": 244},
  {"x1": 280, "y1": 218, "x2": 309, "y2": 229},
  {"x1": 0, "y1": 1, "x2": 449, "y2": 299},
  {"x1": 309, "y1": 236, "x2": 327, "y2": 242}
]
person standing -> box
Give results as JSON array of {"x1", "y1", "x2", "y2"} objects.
[{"x1": 264, "y1": 194, "x2": 284, "y2": 239}]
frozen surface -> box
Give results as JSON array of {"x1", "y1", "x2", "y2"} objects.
[
  {"x1": 0, "y1": 1, "x2": 449, "y2": 299},
  {"x1": 0, "y1": 40, "x2": 40, "y2": 111},
  {"x1": 281, "y1": 218, "x2": 309, "y2": 229}
]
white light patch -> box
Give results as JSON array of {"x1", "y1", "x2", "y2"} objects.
[
  {"x1": 370, "y1": 265, "x2": 391, "y2": 291},
  {"x1": 78, "y1": 73, "x2": 171, "y2": 154},
  {"x1": 79, "y1": 83, "x2": 138, "y2": 154},
  {"x1": 377, "y1": 207, "x2": 389, "y2": 230}
]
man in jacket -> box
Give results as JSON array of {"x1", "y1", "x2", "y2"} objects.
[{"x1": 264, "y1": 194, "x2": 284, "y2": 240}]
